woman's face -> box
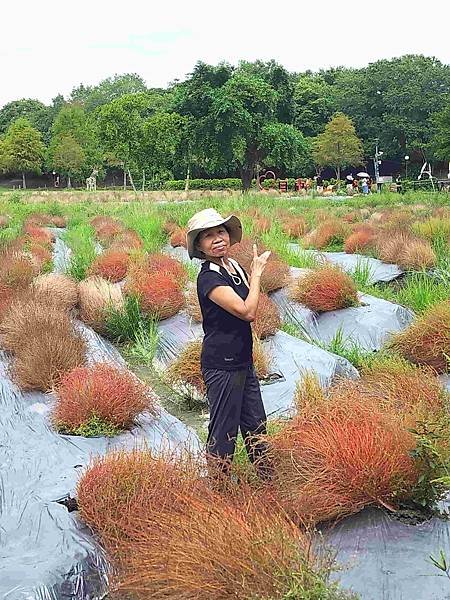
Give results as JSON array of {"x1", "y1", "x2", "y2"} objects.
[{"x1": 196, "y1": 225, "x2": 230, "y2": 259}]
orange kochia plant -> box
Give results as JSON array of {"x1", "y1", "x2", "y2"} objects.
[
  {"x1": 53, "y1": 362, "x2": 156, "y2": 433},
  {"x1": 289, "y1": 265, "x2": 359, "y2": 312},
  {"x1": 89, "y1": 250, "x2": 131, "y2": 283},
  {"x1": 266, "y1": 377, "x2": 418, "y2": 525},
  {"x1": 77, "y1": 449, "x2": 318, "y2": 600},
  {"x1": 125, "y1": 270, "x2": 185, "y2": 320}
]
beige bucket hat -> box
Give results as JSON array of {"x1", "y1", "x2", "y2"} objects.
[{"x1": 186, "y1": 208, "x2": 242, "y2": 259}]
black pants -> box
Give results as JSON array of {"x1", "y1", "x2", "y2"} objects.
[{"x1": 202, "y1": 366, "x2": 269, "y2": 473}]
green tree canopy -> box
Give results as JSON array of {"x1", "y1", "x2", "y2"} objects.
[
  {"x1": 430, "y1": 105, "x2": 450, "y2": 161},
  {"x1": 47, "y1": 103, "x2": 101, "y2": 181},
  {"x1": 0, "y1": 117, "x2": 46, "y2": 188},
  {"x1": 142, "y1": 112, "x2": 188, "y2": 179},
  {"x1": 333, "y1": 55, "x2": 450, "y2": 159},
  {"x1": 175, "y1": 61, "x2": 308, "y2": 189},
  {"x1": 293, "y1": 75, "x2": 337, "y2": 137},
  {"x1": 0, "y1": 98, "x2": 53, "y2": 136},
  {"x1": 51, "y1": 134, "x2": 86, "y2": 187},
  {"x1": 313, "y1": 112, "x2": 364, "y2": 180},
  {"x1": 70, "y1": 73, "x2": 149, "y2": 112}
]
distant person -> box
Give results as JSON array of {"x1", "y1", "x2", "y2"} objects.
[
  {"x1": 361, "y1": 178, "x2": 369, "y2": 195},
  {"x1": 346, "y1": 175, "x2": 354, "y2": 194},
  {"x1": 396, "y1": 175, "x2": 403, "y2": 194},
  {"x1": 315, "y1": 174, "x2": 323, "y2": 194}
]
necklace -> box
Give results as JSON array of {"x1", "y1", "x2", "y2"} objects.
[{"x1": 221, "y1": 258, "x2": 242, "y2": 285}]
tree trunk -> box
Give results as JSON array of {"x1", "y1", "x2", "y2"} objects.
[
  {"x1": 123, "y1": 168, "x2": 127, "y2": 190},
  {"x1": 142, "y1": 170, "x2": 145, "y2": 192},
  {"x1": 240, "y1": 166, "x2": 253, "y2": 193},
  {"x1": 184, "y1": 164, "x2": 190, "y2": 192},
  {"x1": 22, "y1": 172, "x2": 26, "y2": 189},
  {"x1": 67, "y1": 176, "x2": 72, "y2": 189},
  {"x1": 127, "y1": 169, "x2": 137, "y2": 193},
  {"x1": 336, "y1": 166, "x2": 341, "y2": 182}
]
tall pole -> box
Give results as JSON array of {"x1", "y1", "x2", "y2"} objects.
[{"x1": 374, "y1": 138, "x2": 382, "y2": 193}]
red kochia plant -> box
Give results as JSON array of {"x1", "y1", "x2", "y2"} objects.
[
  {"x1": 186, "y1": 286, "x2": 202, "y2": 323},
  {"x1": 253, "y1": 216, "x2": 271, "y2": 234},
  {"x1": 146, "y1": 253, "x2": 188, "y2": 284},
  {"x1": 252, "y1": 293, "x2": 281, "y2": 339},
  {"x1": 125, "y1": 271, "x2": 185, "y2": 319},
  {"x1": 229, "y1": 238, "x2": 289, "y2": 292},
  {"x1": 22, "y1": 224, "x2": 54, "y2": 245},
  {"x1": 389, "y1": 301, "x2": 450, "y2": 373},
  {"x1": 53, "y1": 363, "x2": 155, "y2": 433},
  {"x1": 77, "y1": 450, "x2": 316, "y2": 600},
  {"x1": 289, "y1": 265, "x2": 359, "y2": 312},
  {"x1": 229, "y1": 238, "x2": 266, "y2": 271},
  {"x1": 0, "y1": 215, "x2": 9, "y2": 228},
  {"x1": 117, "y1": 483, "x2": 314, "y2": 600},
  {"x1": 89, "y1": 250, "x2": 130, "y2": 283},
  {"x1": 268, "y1": 387, "x2": 418, "y2": 525},
  {"x1": 344, "y1": 225, "x2": 375, "y2": 254},
  {"x1": 260, "y1": 259, "x2": 290, "y2": 293},
  {"x1": 169, "y1": 227, "x2": 187, "y2": 248}
]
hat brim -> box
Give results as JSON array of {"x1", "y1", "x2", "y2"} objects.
[{"x1": 186, "y1": 215, "x2": 242, "y2": 259}]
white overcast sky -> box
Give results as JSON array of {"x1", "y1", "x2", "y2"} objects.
[{"x1": 2, "y1": 0, "x2": 449, "y2": 108}]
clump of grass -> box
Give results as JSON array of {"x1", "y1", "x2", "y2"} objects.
[
  {"x1": 395, "y1": 271, "x2": 450, "y2": 313},
  {"x1": 64, "y1": 223, "x2": 97, "y2": 281},
  {"x1": 388, "y1": 301, "x2": 450, "y2": 373}
]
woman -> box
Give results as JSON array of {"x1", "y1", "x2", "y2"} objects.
[{"x1": 186, "y1": 208, "x2": 271, "y2": 477}]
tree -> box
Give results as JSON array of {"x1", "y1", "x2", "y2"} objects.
[
  {"x1": 95, "y1": 93, "x2": 157, "y2": 188},
  {"x1": 175, "y1": 62, "x2": 308, "y2": 190},
  {"x1": 70, "y1": 73, "x2": 148, "y2": 112},
  {"x1": 313, "y1": 112, "x2": 363, "y2": 180},
  {"x1": 430, "y1": 105, "x2": 450, "y2": 161},
  {"x1": 142, "y1": 112, "x2": 188, "y2": 180},
  {"x1": 0, "y1": 99, "x2": 53, "y2": 137},
  {"x1": 51, "y1": 135, "x2": 85, "y2": 187},
  {"x1": 47, "y1": 104, "x2": 101, "y2": 182},
  {"x1": 332, "y1": 55, "x2": 450, "y2": 159},
  {"x1": 1, "y1": 118, "x2": 45, "y2": 188},
  {"x1": 293, "y1": 75, "x2": 337, "y2": 137}
]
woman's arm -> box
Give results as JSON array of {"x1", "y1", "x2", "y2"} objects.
[{"x1": 207, "y1": 245, "x2": 271, "y2": 322}]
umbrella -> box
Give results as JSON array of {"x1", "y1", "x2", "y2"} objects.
[
  {"x1": 357, "y1": 172, "x2": 370, "y2": 178},
  {"x1": 346, "y1": 175, "x2": 354, "y2": 181}
]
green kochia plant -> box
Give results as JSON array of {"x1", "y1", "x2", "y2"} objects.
[{"x1": 57, "y1": 413, "x2": 122, "y2": 437}]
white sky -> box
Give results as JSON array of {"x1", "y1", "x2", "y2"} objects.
[{"x1": 2, "y1": 0, "x2": 449, "y2": 108}]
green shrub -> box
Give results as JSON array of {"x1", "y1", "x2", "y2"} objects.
[{"x1": 163, "y1": 178, "x2": 243, "y2": 191}]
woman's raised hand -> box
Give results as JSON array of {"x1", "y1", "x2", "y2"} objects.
[{"x1": 251, "y1": 244, "x2": 271, "y2": 277}]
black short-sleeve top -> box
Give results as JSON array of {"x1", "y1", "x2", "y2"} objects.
[{"x1": 196, "y1": 259, "x2": 252, "y2": 371}]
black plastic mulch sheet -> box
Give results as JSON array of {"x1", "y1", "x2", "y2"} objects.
[
  {"x1": 0, "y1": 325, "x2": 200, "y2": 599},
  {"x1": 325, "y1": 506, "x2": 450, "y2": 600}
]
